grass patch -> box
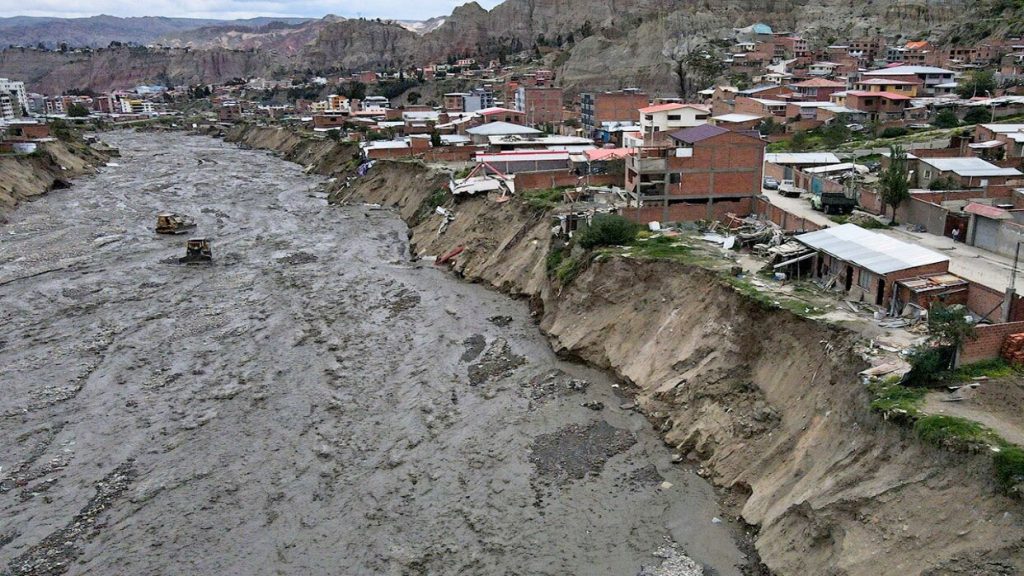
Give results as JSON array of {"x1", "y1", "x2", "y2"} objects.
[
  {"x1": 425, "y1": 189, "x2": 447, "y2": 210},
  {"x1": 521, "y1": 187, "x2": 567, "y2": 212},
  {"x1": 869, "y1": 380, "x2": 927, "y2": 420},
  {"x1": 856, "y1": 218, "x2": 889, "y2": 230},
  {"x1": 949, "y1": 358, "x2": 1021, "y2": 382},
  {"x1": 913, "y1": 415, "x2": 1002, "y2": 451},
  {"x1": 554, "y1": 253, "x2": 586, "y2": 285},
  {"x1": 994, "y1": 446, "x2": 1024, "y2": 491}
]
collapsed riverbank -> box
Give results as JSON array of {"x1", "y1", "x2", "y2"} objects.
[
  {"x1": 224, "y1": 123, "x2": 1024, "y2": 575},
  {"x1": 0, "y1": 139, "x2": 109, "y2": 219}
]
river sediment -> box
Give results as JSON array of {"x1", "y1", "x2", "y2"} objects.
[{"x1": 1, "y1": 131, "x2": 749, "y2": 575}]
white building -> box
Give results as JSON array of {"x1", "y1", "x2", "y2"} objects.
[
  {"x1": 638, "y1": 103, "x2": 710, "y2": 136},
  {"x1": 362, "y1": 96, "x2": 391, "y2": 111},
  {"x1": 0, "y1": 78, "x2": 28, "y2": 117},
  {"x1": 0, "y1": 93, "x2": 15, "y2": 121},
  {"x1": 862, "y1": 65, "x2": 957, "y2": 97}
]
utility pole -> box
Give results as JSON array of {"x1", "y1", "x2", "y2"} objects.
[{"x1": 1004, "y1": 241, "x2": 1021, "y2": 323}]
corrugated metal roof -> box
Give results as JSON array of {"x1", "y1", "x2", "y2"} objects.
[
  {"x1": 921, "y1": 157, "x2": 1023, "y2": 177},
  {"x1": 864, "y1": 65, "x2": 955, "y2": 75},
  {"x1": 964, "y1": 202, "x2": 1013, "y2": 220},
  {"x1": 668, "y1": 124, "x2": 729, "y2": 143},
  {"x1": 795, "y1": 224, "x2": 949, "y2": 275},
  {"x1": 466, "y1": 122, "x2": 542, "y2": 136},
  {"x1": 764, "y1": 152, "x2": 841, "y2": 165}
]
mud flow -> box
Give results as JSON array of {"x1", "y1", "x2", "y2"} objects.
[{"x1": 0, "y1": 132, "x2": 746, "y2": 575}]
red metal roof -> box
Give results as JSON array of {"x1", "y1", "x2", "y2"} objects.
[
  {"x1": 584, "y1": 148, "x2": 636, "y2": 161},
  {"x1": 845, "y1": 91, "x2": 912, "y2": 100},
  {"x1": 964, "y1": 202, "x2": 1013, "y2": 220},
  {"x1": 791, "y1": 78, "x2": 846, "y2": 88},
  {"x1": 639, "y1": 103, "x2": 708, "y2": 114}
]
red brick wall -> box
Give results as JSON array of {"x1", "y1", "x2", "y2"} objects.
[
  {"x1": 513, "y1": 171, "x2": 618, "y2": 192},
  {"x1": 912, "y1": 147, "x2": 966, "y2": 159},
  {"x1": 962, "y1": 321, "x2": 1024, "y2": 364},
  {"x1": 663, "y1": 131, "x2": 764, "y2": 199},
  {"x1": 751, "y1": 196, "x2": 824, "y2": 232},
  {"x1": 624, "y1": 197, "x2": 753, "y2": 224},
  {"x1": 967, "y1": 282, "x2": 1024, "y2": 323},
  {"x1": 521, "y1": 88, "x2": 564, "y2": 126},
  {"x1": 366, "y1": 146, "x2": 478, "y2": 162},
  {"x1": 594, "y1": 92, "x2": 649, "y2": 125}
]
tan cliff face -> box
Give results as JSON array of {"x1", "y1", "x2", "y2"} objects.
[
  {"x1": 223, "y1": 122, "x2": 1024, "y2": 576},
  {"x1": 0, "y1": 46, "x2": 282, "y2": 94},
  {"x1": 0, "y1": 0, "x2": 987, "y2": 94}
]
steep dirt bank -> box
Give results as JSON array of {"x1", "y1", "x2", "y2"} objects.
[
  {"x1": 224, "y1": 124, "x2": 1024, "y2": 575},
  {"x1": 0, "y1": 140, "x2": 108, "y2": 218}
]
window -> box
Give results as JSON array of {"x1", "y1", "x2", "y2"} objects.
[
  {"x1": 858, "y1": 269, "x2": 873, "y2": 290},
  {"x1": 669, "y1": 173, "x2": 681, "y2": 184},
  {"x1": 667, "y1": 114, "x2": 681, "y2": 121}
]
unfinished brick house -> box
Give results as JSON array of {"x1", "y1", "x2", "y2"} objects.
[{"x1": 624, "y1": 124, "x2": 765, "y2": 223}]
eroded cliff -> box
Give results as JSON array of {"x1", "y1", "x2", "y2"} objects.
[{"x1": 224, "y1": 124, "x2": 1024, "y2": 575}]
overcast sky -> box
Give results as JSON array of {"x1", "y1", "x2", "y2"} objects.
[{"x1": 1, "y1": 0, "x2": 503, "y2": 21}]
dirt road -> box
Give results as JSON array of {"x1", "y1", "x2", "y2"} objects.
[{"x1": 0, "y1": 132, "x2": 748, "y2": 576}]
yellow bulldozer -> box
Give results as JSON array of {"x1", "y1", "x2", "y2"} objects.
[
  {"x1": 156, "y1": 213, "x2": 196, "y2": 235},
  {"x1": 179, "y1": 238, "x2": 213, "y2": 264}
]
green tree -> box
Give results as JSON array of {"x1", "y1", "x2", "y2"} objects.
[
  {"x1": 430, "y1": 130, "x2": 442, "y2": 147},
  {"x1": 67, "y1": 103, "x2": 90, "y2": 117},
  {"x1": 407, "y1": 91, "x2": 421, "y2": 105},
  {"x1": 758, "y1": 118, "x2": 785, "y2": 136},
  {"x1": 962, "y1": 106, "x2": 993, "y2": 125},
  {"x1": 327, "y1": 129, "x2": 341, "y2": 141},
  {"x1": 790, "y1": 131, "x2": 810, "y2": 151},
  {"x1": 345, "y1": 81, "x2": 367, "y2": 101},
  {"x1": 878, "y1": 145, "x2": 911, "y2": 224},
  {"x1": 932, "y1": 109, "x2": 960, "y2": 129},
  {"x1": 928, "y1": 303, "x2": 977, "y2": 368},
  {"x1": 821, "y1": 122, "x2": 851, "y2": 148},
  {"x1": 956, "y1": 70, "x2": 997, "y2": 99}
]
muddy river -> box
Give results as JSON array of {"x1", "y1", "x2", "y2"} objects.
[{"x1": 0, "y1": 131, "x2": 747, "y2": 575}]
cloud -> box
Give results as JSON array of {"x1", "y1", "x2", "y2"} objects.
[{"x1": 0, "y1": 0, "x2": 503, "y2": 21}]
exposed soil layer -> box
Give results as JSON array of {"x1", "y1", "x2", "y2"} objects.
[
  {"x1": 0, "y1": 140, "x2": 108, "y2": 218},
  {"x1": 220, "y1": 124, "x2": 1024, "y2": 575},
  {"x1": 0, "y1": 131, "x2": 749, "y2": 575}
]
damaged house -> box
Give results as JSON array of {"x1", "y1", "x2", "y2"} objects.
[{"x1": 793, "y1": 224, "x2": 951, "y2": 309}]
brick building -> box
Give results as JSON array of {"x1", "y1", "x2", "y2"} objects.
[
  {"x1": 840, "y1": 91, "x2": 912, "y2": 122},
  {"x1": 624, "y1": 124, "x2": 765, "y2": 222},
  {"x1": 795, "y1": 224, "x2": 951, "y2": 308},
  {"x1": 514, "y1": 86, "x2": 564, "y2": 127},
  {"x1": 789, "y1": 78, "x2": 847, "y2": 101},
  {"x1": 579, "y1": 89, "x2": 648, "y2": 138}
]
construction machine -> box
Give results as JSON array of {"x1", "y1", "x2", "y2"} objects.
[
  {"x1": 179, "y1": 238, "x2": 213, "y2": 264},
  {"x1": 156, "y1": 213, "x2": 196, "y2": 235}
]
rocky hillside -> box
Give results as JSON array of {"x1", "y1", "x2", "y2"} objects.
[
  {"x1": 0, "y1": 15, "x2": 310, "y2": 49},
  {"x1": 0, "y1": 46, "x2": 282, "y2": 94},
  {"x1": 0, "y1": 0, "x2": 990, "y2": 94},
  {"x1": 153, "y1": 16, "x2": 359, "y2": 55}
]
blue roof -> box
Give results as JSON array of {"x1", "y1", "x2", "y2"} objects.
[{"x1": 752, "y1": 23, "x2": 773, "y2": 34}]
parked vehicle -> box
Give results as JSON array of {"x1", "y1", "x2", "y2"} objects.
[
  {"x1": 778, "y1": 179, "x2": 806, "y2": 198},
  {"x1": 763, "y1": 177, "x2": 779, "y2": 190},
  {"x1": 810, "y1": 192, "x2": 858, "y2": 215}
]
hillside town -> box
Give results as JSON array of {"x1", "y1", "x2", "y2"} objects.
[
  {"x1": 5, "y1": 25, "x2": 1024, "y2": 366},
  {"x1": 9, "y1": 6, "x2": 1024, "y2": 574}
]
